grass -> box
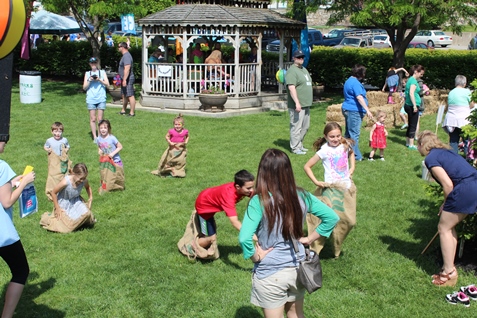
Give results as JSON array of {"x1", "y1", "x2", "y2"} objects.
[{"x1": 1, "y1": 79, "x2": 476, "y2": 317}]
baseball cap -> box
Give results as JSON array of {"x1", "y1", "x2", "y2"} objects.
[
  {"x1": 293, "y1": 50, "x2": 305, "y2": 58},
  {"x1": 89, "y1": 57, "x2": 98, "y2": 63}
]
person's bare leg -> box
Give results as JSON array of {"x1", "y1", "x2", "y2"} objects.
[
  {"x1": 120, "y1": 94, "x2": 128, "y2": 113},
  {"x1": 263, "y1": 305, "x2": 285, "y2": 318},
  {"x1": 438, "y1": 211, "x2": 467, "y2": 274},
  {"x1": 89, "y1": 110, "x2": 97, "y2": 140},
  {"x1": 128, "y1": 96, "x2": 136, "y2": 115},
  {"x1": 1, "y1": 282, "x2": 24, "y2": 318},
  {"x1": 197, "y1": 234, "x2": 216, "y2": 249},
  {"x1": 285, "y1": 300, "x2": 305, "y2": 318}
]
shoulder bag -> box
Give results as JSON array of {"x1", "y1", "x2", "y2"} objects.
[{"x1": 292, "y1": 239, "x2": 322, "y2": 294}]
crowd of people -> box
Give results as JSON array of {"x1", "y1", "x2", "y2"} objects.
[{"x1": 3, "y1": 44, "x2": 477, "y2": 316}]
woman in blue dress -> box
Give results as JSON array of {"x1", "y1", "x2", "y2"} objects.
[{"x1": 418, "y1": 131, "x2": 477, "y2": 286}]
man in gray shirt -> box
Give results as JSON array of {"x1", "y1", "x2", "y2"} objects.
[{"x1": 118, "y1": 42, "x2": 136, "y2": 116}]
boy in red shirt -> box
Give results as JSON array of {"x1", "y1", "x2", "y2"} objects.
[{"x1": 195, "y1": 170, "x2": 254, "y2": 252}]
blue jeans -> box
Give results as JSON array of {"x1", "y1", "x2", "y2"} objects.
[
  {"x1": 448, "y1": 127, "x2": 468, "y2": 155},
  {"x1": 342, "y1": 110, "x2": 365, "y2": 160}
]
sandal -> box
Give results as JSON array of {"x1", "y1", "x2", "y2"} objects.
[{"x1": 432, "y1": 267, "x2": 458, "y2": 287}]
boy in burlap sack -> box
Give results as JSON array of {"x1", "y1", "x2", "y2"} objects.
[
  {"x1": 304, "y1": 122, "x2": 357, "y2": 258},
  {"x1": 44, "y1": 122, "x2": 71, "y2": 201},
  {"x1": 40, "y1": 163, "x2": 96, "y2": 233},
  {"x1": 151, "y1": 114, "x2": 189, "y2": 178},
  {"x1": 178, "y1": 170, "x2": 255, "y2": 259}
]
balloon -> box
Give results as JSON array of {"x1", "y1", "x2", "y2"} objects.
[
  {"x1": 276, "y1": 69, "x2": 286, "y2": 84},
  {"x1": 0, "y1": 0, "x2": 26, "y2": 59}
]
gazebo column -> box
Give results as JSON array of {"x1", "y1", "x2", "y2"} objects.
[
  {"x1": 182, "y1": 30, "x2": 188, "y2": 98},
  {"x1": 257, "y1": 32, "x2": 262, "y2": 95},
  {"x1": 233, "y1": 30, "x2": 240, "y2": 98},
  {"x1": 142, "y1": 30, "x2": 148, "y2": 94},
  {"x1": 278, "y1": 31, "x2": 284, "y2": 94}
]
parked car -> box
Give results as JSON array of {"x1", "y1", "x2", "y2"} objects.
[
  {"x1": 412, "y1": 30, "x2": 452, "y2": 47},
  {"x1": 322, "y1": 29, "x2": 374, "y2": 46},
  {"x1": 468, "y1": 36, "x2": 477, "y2": 50},
  {"x1": 407, "y1": 42, "x2": 433, "y2": 50},
  {"x1": 265, "y1": 29, "x2": 325, "y2": 53},
  {"x1": 334, "y1": 36, "x2": 374, "y2": 48},
  {"x1": 373, "y1": 35, "x2": 391, "y2": 47}
]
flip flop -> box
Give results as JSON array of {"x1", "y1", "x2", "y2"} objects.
[{"x1": 119, "y1": 111, "x2": 126, "y2": 115}]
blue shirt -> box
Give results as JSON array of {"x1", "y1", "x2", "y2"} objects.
[
  {"x1": 86, "y1": 70, "x2": 107, "y2": 104},
  {"x1": 425, "y1": 148, "x2": 477, "y2": 184},
  {"x1": 0, "y1": 160, "x2": 20, "y2": 247},
  {"x1": 96, "y1": 135, "x2": 122, "y2": 164},
  {"x1": 342, "y1": 76, "x2": 368, "y2": 112},
  {"x1": 44, "y1": 137, "x2": 70, "y2": 156}
]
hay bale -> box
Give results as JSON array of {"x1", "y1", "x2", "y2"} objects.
[
  {"x1": 364, "y1": 105, "x2": 397, "y2": 128},
  {"x1": 326, "y1": 104, "x2": 344, "y2": 123}
]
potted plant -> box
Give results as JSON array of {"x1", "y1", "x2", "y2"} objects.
[
  {"x1": 198, "y1": 86, "x2": 228, "y2": 112},
  {"x1": 108, "y1": 74, "x2": 122, "y2": 103}
]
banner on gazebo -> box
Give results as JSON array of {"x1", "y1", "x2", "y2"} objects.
[{"x1": 157, "y1": 65, "x2": 172, "y2": 77}]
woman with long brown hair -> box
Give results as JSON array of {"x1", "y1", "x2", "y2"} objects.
[{"x1": 239, "y1": 149, "x2": 338, "y2": 318}]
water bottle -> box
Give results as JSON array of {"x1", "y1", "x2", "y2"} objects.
[{"x1": 188, "y1": 88, "x2": 194, "y2": 98}]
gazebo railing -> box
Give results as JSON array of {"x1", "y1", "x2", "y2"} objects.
[{"x1": 144, "y1": 61, "x2": 293, "y2": 96}]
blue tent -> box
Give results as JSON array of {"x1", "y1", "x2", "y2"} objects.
[{"x1": 29, "y1": 10, "x2": 81, "y2": 35}]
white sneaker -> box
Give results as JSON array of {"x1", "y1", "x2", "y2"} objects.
[
  {"x1": 368, "y1": 158, "x2": 374, "y2": 161},
  {"x1": 380, "y1": 157, "x2": 385, "y2": 161},
  {"x1": 293, "y1": 150, "x2": 307, "y2": 155}
]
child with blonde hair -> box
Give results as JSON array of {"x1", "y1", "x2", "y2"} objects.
[
  {"x1": 152, "y1": 114, "x2": 189, "y2": 178},
  {"x1": 369, "y1": 110, "x2": 389, "y2": 161},
  {"x1": 40, "y1": 163, "x2": 96, "y2": 233},
  {"x1": 304, "y1": 122, "x2": 357, "y2": 258}
]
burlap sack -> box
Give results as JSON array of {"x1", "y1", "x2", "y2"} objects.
[
  {"x1": 306, "y1": 181, "x2": 357, "y2": 258},
  {"x1": 151, "y1": 143, "x2": 187, "y2": 178},
  {"x1": 45, "y1": 145, "x2": 71, "y2": 201},
  {"x1": 40, "y1": 199, "x2": 95, "y2": 233},
  {"x1": 177, "y1": 210, "x2": 220, "y2": 260},
  {"x1": 99, "y1": 155, "x2": 125, "y2": 193}
]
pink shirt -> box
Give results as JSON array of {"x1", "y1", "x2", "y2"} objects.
[{"x1": 168, "y1": 128, "x2": 189, "y2": 143}]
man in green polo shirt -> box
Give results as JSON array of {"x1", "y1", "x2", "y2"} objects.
[{"x1": 285, "y1": 49, "x2": 313, "y2": 155}]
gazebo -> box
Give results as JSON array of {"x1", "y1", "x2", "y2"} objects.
[{"x1": 138, "y1": 0, "x2": 304, "y2": 110}]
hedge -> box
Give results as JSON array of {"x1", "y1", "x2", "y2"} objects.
[
  {"x1": 13, "y1": 42, "x2": 477, "y2": 89},
  {"x1": 308, "y1": 47, "x2": 477, "y2": 89}
]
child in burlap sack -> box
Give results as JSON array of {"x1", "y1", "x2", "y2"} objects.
[
  {"x1": 44, "y1": 122, "x2": 71, "y2": 201},
  {"x1": 151, "y1": 114, "x2": 189, "y2": 178},
  {"x1": 40, "y1": 163, "x2": 96, "y2": 233},
  {"x1": 96, "y1": 119, "x2": 125, "y2": 193},
  {"x1": 304, "y1": 122, "x2": 357, "y2": 258},
  {"x1": 178, "y1": 170, "x2": 255, "y2": 259}
]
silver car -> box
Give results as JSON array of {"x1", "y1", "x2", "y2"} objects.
[{"x1": 412, "y1": 30, "x2": 452, "y2": 48}]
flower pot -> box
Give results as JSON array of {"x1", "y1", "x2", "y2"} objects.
[
  {"x1": 108, "y1": 86, "x2": 122, "y2": 103},
  {"x1": 198, "y1": 94, "x2": 227, "y2": 112}
]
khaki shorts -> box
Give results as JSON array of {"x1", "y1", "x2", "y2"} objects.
[{"x1": 251, "y1": 267, "x2": 305, "y2": 309}]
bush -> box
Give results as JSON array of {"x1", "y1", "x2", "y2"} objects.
[
  {"x1": 14, "y1": 41, "x2": 142, "y2": 79},
  {"x1": 308, "y1": 47, "x2": 477, "y2": 89}
]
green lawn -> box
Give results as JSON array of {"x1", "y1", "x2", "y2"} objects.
[{"x1": 1, "y1": 80, "x2": 475, "y2": 317}]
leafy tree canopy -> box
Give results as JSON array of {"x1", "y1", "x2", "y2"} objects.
[{"x1": 307, "y1": 0, "x2": 477, "y2": 67}]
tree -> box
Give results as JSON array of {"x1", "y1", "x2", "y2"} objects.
[
  {"x1": 308, "y1": 0, "x2": 477, "y2": 67},
  {"x1": 40, "y1": 0, "x2": 149, "y2": 64}
]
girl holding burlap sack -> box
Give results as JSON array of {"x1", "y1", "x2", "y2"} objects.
[
  {"x1": 304, "y1": 122, "x2": 357, "y2": 258},
  {"x1": 96, "y1": 119, "x2": 125, "y2": 193},
  {"x1": 40, "y1": 163, "x2": 96, "y2": 233},
  {"x1": 151, "y1": 114, "x2": 189, "y2": 178}
]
